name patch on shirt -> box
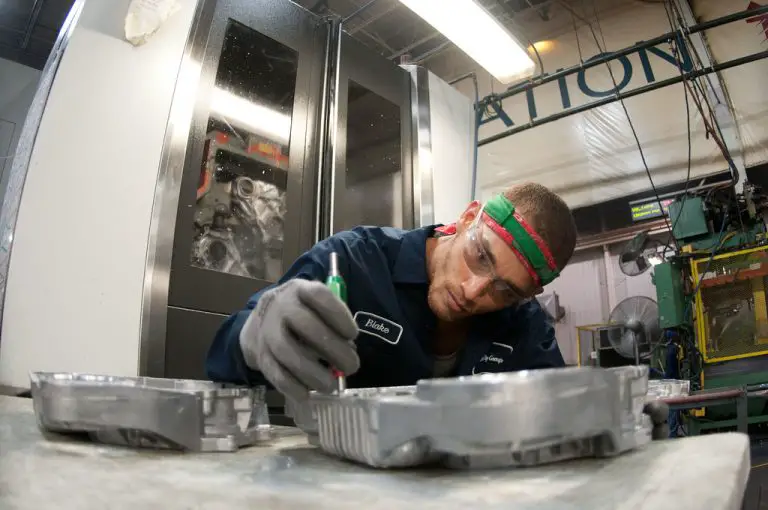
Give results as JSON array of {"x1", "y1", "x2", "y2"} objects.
[{"x1": 353, "y1": 311, "x2": 403, "y2": 345}]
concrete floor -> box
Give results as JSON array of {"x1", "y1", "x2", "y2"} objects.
[{"x1": 742, "y1": 441, "x2": 768, "y2": 510}]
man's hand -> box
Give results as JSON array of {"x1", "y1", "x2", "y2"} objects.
[{"x1": 239, "y1": 279, "x2": 360, "y2": 401}]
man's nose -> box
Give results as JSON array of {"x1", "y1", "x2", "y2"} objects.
[{"x1": 462, "y1": 273, "x2": 492, "y2": 301}]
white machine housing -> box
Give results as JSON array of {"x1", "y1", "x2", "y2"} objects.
[{"x1": 0, "y1": 0, "x2": 474, "y2": 389}]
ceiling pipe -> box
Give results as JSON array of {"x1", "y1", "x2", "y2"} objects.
[
  {"x1": 575, "y1": 220, "x2": 669, "y2": 252},
  {"x1": 341, "y1": 0, "x2": 381, "y2": 23},
  {"x1": 410, "y1": 40, "x2": 453, "y2": 63},
  {"x1": 389, "y1": 31, "x2": 443, "y2": 59},
  {"x1": 348, "y1": 2, "x2": 398, "y2": 34}
]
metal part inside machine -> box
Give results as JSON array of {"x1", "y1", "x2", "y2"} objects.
[
  {"x1": 692, "y1": 246, "x2": 768, "y2": 362},
  {"x1": 191, "y1": 130, "x2": 288, "y2": 281},
  {"x1": 294, "y1": 366, "x2": 652, "y2": 469}
]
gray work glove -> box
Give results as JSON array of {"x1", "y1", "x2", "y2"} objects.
[{"x1": 239, "y1": 279, "x2": 360, "y2": 401}]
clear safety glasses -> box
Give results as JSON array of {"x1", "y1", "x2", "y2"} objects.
[{"x1": 461, "y1": 210, "x2": 528, "y2": 303}]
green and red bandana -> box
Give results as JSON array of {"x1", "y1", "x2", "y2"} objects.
[
  {"x1": 435, "y1": 195, "x2": 560, "y2": 286},
  {"x1": 482, "y1": 194, "x2": 559, "y2": 286}
]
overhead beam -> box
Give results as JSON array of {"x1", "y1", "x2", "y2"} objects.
[{"x1": 478, "y1": 48, "x2": 768, "y2": 146}]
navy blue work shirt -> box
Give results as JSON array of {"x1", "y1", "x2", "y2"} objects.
[{"x1": 206, "y1": 225, "x2": 565, "y2": 388}]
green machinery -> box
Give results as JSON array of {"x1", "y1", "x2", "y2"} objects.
[{"x1": 651, "y1": 194, "x2": 768, "y2": 434}]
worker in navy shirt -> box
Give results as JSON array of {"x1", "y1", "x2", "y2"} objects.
[{"x1": 206, "y1": 182, "x2": 578, "y2": 401}]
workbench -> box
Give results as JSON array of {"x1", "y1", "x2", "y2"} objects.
[{"x1": 0, "y1": 395, "x2": 751, "y2": 510}]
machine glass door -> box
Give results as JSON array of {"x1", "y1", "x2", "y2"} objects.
[
  {"x1": 332, "y1": 32, "x2": 413, "y2": 233},
  {"x1": 169, "y1": 0, "x2": 324, "y2": 314}
]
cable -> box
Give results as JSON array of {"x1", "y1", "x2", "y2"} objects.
[
  {"x1": 666, "y1": 1, "x2": 723, "y2": 106},
  {"x1": 666, "y1": 0, "x2": 742, "y2": 194},
  {"x1": 577, "y1": 0, "x2": 678, "y2": 248},
  {"x1": 657, "y1": 1, "x2": 744, "y2": 250},
  {"x1": 470, "y1": 74, "x2": 480, "y2": 200},
  {"x1": 660, "y1": 0, "x2": 694, "y2": 253},
  {"x1": 570, "y1": 9, "x2": 585, "y2": 64},
  {"x1": 529, "y1": 44, "x2": 545, "y2": 85}
]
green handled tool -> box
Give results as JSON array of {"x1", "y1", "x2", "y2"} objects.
[{"x1": 326, "y1": 252, "x2": 348, "y2": 392}]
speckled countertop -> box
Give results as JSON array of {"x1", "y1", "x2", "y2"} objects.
[{"x1": 0, "y1": 395, "x2": 750, "y2": 510}]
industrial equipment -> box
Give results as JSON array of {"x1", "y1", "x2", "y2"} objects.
[
  {"x1": 648, "y1": 185, "x2": 768, "y2": 435},
  {"x1": 576, "y1": 297, "x2": 660, "y2": 368}
]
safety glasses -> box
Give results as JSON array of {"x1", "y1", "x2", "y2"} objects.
[{"x1": 461, "y1": 209, "x2": 528, "y2": 303}]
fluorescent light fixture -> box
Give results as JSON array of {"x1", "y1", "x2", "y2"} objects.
[
  {"x1": 399, "y1": 0, "x2": 536, "y2": 84},
  {"x1": 210, "y1": 88, "x2": 292, "y2": 146}
]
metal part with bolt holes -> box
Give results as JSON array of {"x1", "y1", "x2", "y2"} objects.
[
  {"x1": 30, "y1": 372, "x2": 272, "y2": 452},
  {"x1": 304, "y1": 366, "x2": 652, "y2": 468}
]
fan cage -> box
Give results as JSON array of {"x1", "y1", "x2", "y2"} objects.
[{"x1": 619, "y1": 239, "x2": 662, "y2": 277}]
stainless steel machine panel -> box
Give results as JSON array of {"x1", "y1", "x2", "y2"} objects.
[
  {"x1": 168, "y1": 0, "x2": 326, "y2": 316},
  {"x1": 146, "y1": 1, "x2": 420, "y2": 383},
  {"x1": 331, "y1": 32, "x2": 413, "y2": 233}
]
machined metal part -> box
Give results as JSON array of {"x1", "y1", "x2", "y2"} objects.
[
  {"x1": 191, "y1": 228, "x2": 248, "y2": 275},
  {"x1": 284, "y1": 396, "x2": 319, "y2": 445},
  {"x1": 304, "y1": 366, "x2": 652, "y2": 468},
  {"x1": 647, "y1": 379, "x2": 691, "y2": 400},
  {"x1": 30, "y1": 372, "x2": 272, "y2": 452}
]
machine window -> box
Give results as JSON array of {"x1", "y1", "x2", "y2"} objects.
[
  {"x1": 190, "y1": 20, "x2": 297, "y2": 281},
  {"x1": 339, "y1": 80, "x2": 402, "y2": 230},
  {"x1": 346, "y1": 80, "x2": 401, "y2": 185}
]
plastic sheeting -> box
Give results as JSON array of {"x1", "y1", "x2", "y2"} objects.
[
  {"x1": 467, "y1": 1, "x2": 764, "y2": 208},
  {"x1": 694, "y1": 0, "x2": 768, "y2": 168}
]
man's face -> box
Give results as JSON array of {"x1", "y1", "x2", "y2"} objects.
[{"x1": 428, "y1": 201, "x2": 543, "y2": 321}]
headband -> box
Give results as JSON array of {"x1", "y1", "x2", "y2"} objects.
[{"x1": 481, "y1": 194, "x2": 560, "y2": 286}]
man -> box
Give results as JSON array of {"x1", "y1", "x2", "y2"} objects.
[{"x1": 206, "y1": 182, "x2": 577, "y2": 400}]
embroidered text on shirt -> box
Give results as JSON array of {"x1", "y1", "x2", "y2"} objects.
[{"x1": 353, "y1": 311, "x2": 403, "y2": 345}]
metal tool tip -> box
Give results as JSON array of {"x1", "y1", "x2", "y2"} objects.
[{"x1": 329, "y1": 252, "x2": 339, "y2": 276}]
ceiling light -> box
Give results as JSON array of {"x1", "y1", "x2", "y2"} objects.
[
  {"x1": 529, "y1": 40, "x2": 555, "y2": 54},
  {"x1": 209, "y1": 88, "x2": 292, "y2": 146},
  {"x1": 398, "y1": 0, "x2": 536, "y2": 84}
]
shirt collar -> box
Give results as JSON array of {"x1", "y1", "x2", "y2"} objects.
[{"x1": 391, "y1": 225, "x2": 440, "y2": 284}]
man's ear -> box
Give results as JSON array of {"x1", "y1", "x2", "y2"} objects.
[{"x1": 456, "y1": 200, "x2": 481, "y2": 233}]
